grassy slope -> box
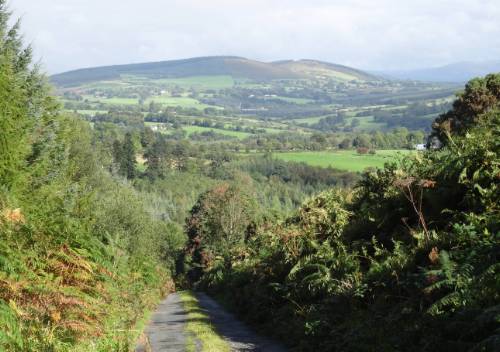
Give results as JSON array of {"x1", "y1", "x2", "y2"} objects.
[{"x1": 151, "y1": 75, "x2": 235, "y2": 89}]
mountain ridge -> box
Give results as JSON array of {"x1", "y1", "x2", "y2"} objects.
[{"x1": 51, "y1": 56, "x2": 378, "y2": 87}]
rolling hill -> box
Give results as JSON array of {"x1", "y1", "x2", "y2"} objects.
[
  {"x1": 51, "y1": 56, "x2": 378, "y2": 87},
  {"x1": 274, "y1": 59, "x2": 376, "y2": 81}
]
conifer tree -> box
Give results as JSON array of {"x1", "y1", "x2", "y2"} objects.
[
  {"x1": 0, "y1": 1, "x2": 56, "y2": 189},
  {"x1": 0, "y1": 1, "x2": 31, "y2": 187},
  {"x1": 145, "y1": 137, "x2": 168, "y2": 180},
  {"x1": 121, "y1": 132, "x2": 136, "y2": 179}
]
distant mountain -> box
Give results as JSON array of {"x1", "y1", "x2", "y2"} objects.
[
  {"x1": 378, "y1": 60, "x2": 500, "y2": 82},
  {"x1": 51, "y1": 56, "x2": 378, "y2": 87}
]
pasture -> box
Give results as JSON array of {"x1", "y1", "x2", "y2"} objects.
[
  {"x1": 272, "y1": 149, "x2": 413, "y2": 172},
  {"x1": 271, "y1": 96, "x2": 315, "y2": 104},
  {"x1": 183, "y1": 125, "x2": 253, "y2": 139},
  {"x1": 146, "y1": 96, "x2": 219, "y2": 109},
  {"x1": 153, "y1": 75, "x2": 235, "y2": 89}
]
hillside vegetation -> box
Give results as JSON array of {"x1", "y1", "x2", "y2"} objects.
[
  {"x1": 184, "y1": 74, "x2": 500, "y2": 351},
  {"x1": 2, "y1": 2, "x2": 499, "y2": 351},
  {"x1": 0, "y1": 4, "x2": 184, "y2": 350}
]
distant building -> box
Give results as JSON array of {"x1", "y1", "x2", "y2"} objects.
[{"x1": 415, "y1": 144, "x2": 426, "y2": 151}]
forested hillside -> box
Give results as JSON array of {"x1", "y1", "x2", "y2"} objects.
[
  {"x1": 183, "y1": 74, "x2": 500, "y2": 351},
  {"x1": 0, "y1": 4, "x2": 184, "y2": 350}
]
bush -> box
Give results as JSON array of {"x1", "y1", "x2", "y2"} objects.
[{"x1": 188, "y1": 77, "x2": 500, "y2": 351}]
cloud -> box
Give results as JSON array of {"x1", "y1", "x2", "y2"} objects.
[{"x1": 9, "y1": 0, "x2": 500, "y2": 73}]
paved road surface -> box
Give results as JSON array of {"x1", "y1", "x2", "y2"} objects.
[
  {"x1": 136, "y1": 292, "x2": 287, "y2": 352},
  {"x1": 136, "y1": 293, "x2": 189, "y2": 352}
]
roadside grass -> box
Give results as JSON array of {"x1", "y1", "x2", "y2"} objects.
[
  {"x1": 271, "y1": 149, "x2": 413, "y2": 172},
  {"x1": 179, "y1": 292, "x2": 230, "y2": 352}
]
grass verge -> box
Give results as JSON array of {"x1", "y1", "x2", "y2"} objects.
[{"x1": 179, "y1": 291, "x2": 230, "y2": 352}]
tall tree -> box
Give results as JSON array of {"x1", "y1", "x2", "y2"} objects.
[
  {"x1": 140, "y1": 127, "x2": 155, "y2": 148},
  {"x1": 145, "y1": 136, "x2": 169, "y2": 180},
  {"x1": 0, "y1": 0, "x2": 55, "y2": 188},
  {"x1": 186, "y1": 181, "x2": 257, "y2": 275},
  {"x1": 121, "y1": 132, "x2": 136, "y2": 179}
]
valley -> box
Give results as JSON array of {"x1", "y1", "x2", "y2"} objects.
[
  {"x1": 1, "y1": 2, "x2": 498, "y2": 351},
  {"x1": 53, "y1": 56, "x2": 459, "y2": 173}
]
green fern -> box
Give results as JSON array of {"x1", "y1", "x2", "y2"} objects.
[{"x1": 0, "y1": 301, "x2": 23, "y2": 351}]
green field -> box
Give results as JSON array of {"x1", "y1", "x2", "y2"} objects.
[
  {"x1": 89, "y1": 96, "x2": 139, "y2": 105},
  {"x1": 80, "y1": 93, "x2": 221, "y2": 110},
  {"x1": 183, "y1": 125, "x2": 253, "y2": 139},
  {"x1": 80, "y1": 80, "x2": 130, "y2": 89},
  {"x1": 292, "y1": 116, "x2": 325, "y2": 124},
  {"x1": 262, "y1": 127, "x2": 286, "y2": 133},
  {"x1": 153, "y1": 75, "x2": 235, "y2": 89},
  {"x1": 272, "y1": 150, "x2": 413, "y2": 172},
  {"x1": 272, "y1": 96, "x2": 315, "y2": 104},
  {"x1": 75, "y1": 109, "x2": 108, "y2": 116},
  {"x1": 146, "y1": 95, "x2": 220, "y2": 109},
  {"x1": 344, "y1": 116, "x2": 387, "y2": 131}
]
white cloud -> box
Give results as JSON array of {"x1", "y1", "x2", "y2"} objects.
[{"x1": 9, "y1": 0, "x2": 500, "y2": 73}]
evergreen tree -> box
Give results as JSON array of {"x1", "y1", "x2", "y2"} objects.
[
  {"x1": 112, "y1": 139, "x2": 122, "y2": 165},
  {"x1": 145, "y1": 136, "x2": 169, "y2": 180},
  {"x1": 0, "y1": 0, "x2": 55, "y2": 189},
  {"x1": 140, "y1": 126, "x2": 155, "y2": 148},
  {"x1": 121, "y1": 132, "x2": 136, "y2": 179},
  {"x1": 111, "y1": 134, "x2": 137, "y2": 179}
]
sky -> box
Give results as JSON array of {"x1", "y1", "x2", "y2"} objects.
[{"x1": 9, "y1": 0, "x2": 500, "y2": 74}]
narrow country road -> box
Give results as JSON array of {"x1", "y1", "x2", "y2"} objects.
[{"x1": 136, "y1": 292, "x2": 287, "y2": 352}]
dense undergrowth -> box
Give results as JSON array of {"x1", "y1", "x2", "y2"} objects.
[
  {"x1": 186, "y1": 75, "x2": 500, "y2": 351},
  {"x1": 0, "y1": 3, "x2": 181, "y2": 350}
]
